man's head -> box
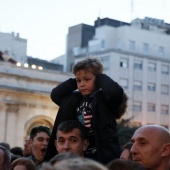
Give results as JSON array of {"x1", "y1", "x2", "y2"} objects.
[
  {"x1": 50, "y1": 152, "x2": 79, "y2": 167},
  {"x1": 107, "y1": 159, "x2": 145, "y2": 170},
  {"x1": 0, "y1": 142, "x2": 10, "y2": 151},
  {"x1": 48, "y1": 157, "x2": 108, "y2": 170},
  {"x1": 73, "y1": 57, "x2": 103, "y2": 96},
  {"x1": 10, "y1": 147, "x2": 23, "y2": 157},
  {"x1": 30, "y1": 126, "x2": 51, "y2": 163},
  {"x1": 0, "y1": 145, "x2": 11, "y2": 170},
  {"x1": 120, "y1": 142, "x2": 133, "y2": 160},
  {"x1": 55, "y1": 120, "x2": 89, "y2": 156},
  {"x1": 130, "y1": 124, "x2": 170, "y2": 170},
  {"x1": 23, "y1": 135, "x2": 32, "y2": 157}
]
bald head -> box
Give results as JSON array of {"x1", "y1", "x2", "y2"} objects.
[
  {"x1": 131, "y1": 124, "x2": 170, "y2": 170},
  {"x1": 135, "y1": 125, "x2": 170, "y2": 144}
]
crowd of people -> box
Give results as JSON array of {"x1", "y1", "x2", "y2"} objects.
[{"x1": 1, "y1": 57, "x2": 170, "y2": 170}]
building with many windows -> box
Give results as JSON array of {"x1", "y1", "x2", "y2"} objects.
[
  {"x1": 69, "y1": 17, "x2": 170, "y2": 128},
  {"x1": 1, "y1": 16, "x2": 170, "y2": 147}
]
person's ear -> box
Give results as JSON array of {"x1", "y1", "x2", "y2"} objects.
[
  {"x1": 161, "y1": 143, "x2": 170, "y2": 157},
  {"x1": 28, "y1": 139, "x2": 32, "y2": 145},
  {"x1": 82, "y1": 139, "x2": 89, "y2": 151},
  {"x1": 29, "y1": 139, "x2": 33, "y2": 146}
]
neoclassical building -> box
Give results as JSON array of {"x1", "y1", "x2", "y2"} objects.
[{"x1": 0, "y1": 62, "x2": 72, "y2": 147}]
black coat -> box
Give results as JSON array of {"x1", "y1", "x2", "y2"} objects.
[{"x1": 43, "y1": 74, "x2": 124, "y2": 164}]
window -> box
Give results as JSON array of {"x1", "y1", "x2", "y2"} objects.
[
  {"x1": 147, "y1": 103, "x2": 155, "y2": 112},
  {"x1": 161, "y1": 85, "x2": 169, "y2": 94},
  {"x1": 148, "y1": 83, "x2": 156, "y2": 91},
  {"x1": 134, "y1": 81, "x2": 142, "y2": 91},
  {"x1": 129, "y1": 40, "x2": 135, "y2": 50},
  {"x1": 159, "y1": 46, "x2": 164, "y2": 56},
  {"x1": 120, "y1": 78, "x2": 128, "y2": 89},
  {"x1": 101, "y1": 57, "x2": 109, "y2": 70},
  {"x1": 142, "y1": 23, "x2": 149, "y2": 30},
  {"x1": 134, "y1": 60, "x2": 142, "y2": 70},
  {"x1": 162, "y1": 64, "x2": 169, "y2": 75},
  {"x1": 133, "y1": 102, "x2": 142, "y2": 112},
  {"x1": 161, "y1": 105, "x2": 169, "y2": 115},
  {"x1": 143, "y1": 43, "x2": 149, "y2": 53},
  {"x1": 120, "y1": 58, "x2": 128, "y2": 68},
  {"x1": 148, "y1": 62, "x2": 156, "y2": 72}
]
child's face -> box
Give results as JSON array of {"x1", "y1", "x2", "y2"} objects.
[{"x1": 75, "y1": 70, "x2": 96, "y2": 96}]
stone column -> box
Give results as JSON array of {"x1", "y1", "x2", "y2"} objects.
[
  {"x1": 5, "y1": 104, "x2": 19, "y2": 146},
  {"x1": 0, "y1": 103, "x2": 7, "y2": 141}
]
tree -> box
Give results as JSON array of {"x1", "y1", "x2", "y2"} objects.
[{"x1": 117, "y1": 118, "x2": 140, "y2": 146}]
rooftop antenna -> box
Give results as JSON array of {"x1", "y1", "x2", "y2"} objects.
[{"x1": 98, "y1": 8, "x2": 101, "y2": 18}]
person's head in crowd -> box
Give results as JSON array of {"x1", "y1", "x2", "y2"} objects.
[
  {"x1": 107, "y1": 159, "x2": 146, "y2": 170},
  {"x1": 120, "y1": 142, "x2": 133, "y2": 160},
  {"x1": 72, "y1": 57, "x2": 104, "y2": 96},
  {"x1": 11, "y1": 154, "x2": 21, "y2": 163},
  {"x1": 130, "y1": 124, "x2": 170, "y2": 170},
  {"x1": 30, "y1": 126, "x2": 51, "y2": 165},
  {"x1": 41, "y1": 157, "x2": 108, "y2": 170},
  {"x1": 0, "y1": 142, "x2": 10, "y2": 150},
  {"x1": 73, "y1": 57, "x2": 103, "y2": 76},
  {"x1": 49, "y1": 152, "x2": 79, "y2": 166},
  {"x1": 55, "y1": 120, "x2": 89, "y2": 157},
  {"x1": 11, "y1": 157, "x2": 36, "y2": 170},
  {"x1": 10, "y1": 146, "x2": 23, "y2": 157},
  {"x1": 0, "y1": 145, "x2": 11, "y2": 170},
  {"x1": 23, "y1": 135, "x2": 32, "y2": 157}
]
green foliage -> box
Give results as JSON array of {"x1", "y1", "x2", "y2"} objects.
[{"x1": 117, "y1": 118, "x2": 140, "y2": 146}]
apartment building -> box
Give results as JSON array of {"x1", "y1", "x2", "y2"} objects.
[
  {"x1": 0, "y1": 32, "x2": 27, "y2": 63},
  {"x1": 71, "y1": 17, "x2": 170, "y2": 128}
]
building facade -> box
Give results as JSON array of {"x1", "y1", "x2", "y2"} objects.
[
  {"x1": 71, "y1": 17, "x2": 170, "y2": 128},
  {"x1": 0, "y1": 32, "x2": 27, "y2": 63},
  {"x1": 0, "y1": 62, "x2": 72, "y2": 147},
  {"x1": 66, "y1": 24, "x2": 95, "y2": 72}
]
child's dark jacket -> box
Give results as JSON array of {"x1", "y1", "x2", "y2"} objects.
[{"x1": 43, "y1": 74, "x2": 124, "y2": 164}]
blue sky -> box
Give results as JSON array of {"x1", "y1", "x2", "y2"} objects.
[{"x1": 0, "y1": 0, "x2": 170, "y2": 61}]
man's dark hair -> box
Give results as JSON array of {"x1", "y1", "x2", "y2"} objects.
[
  {"x1": 107, "y1": 159, "x2": 146, "y2": 170},
  {"x1": 30, "y1": 126, "x2": 51, "y2": 140},
  {"x1": 121, "y1": 142, "x2": 133, "y2": 152},
  {"x1": 11, "y1": 154, "x2": 21, "y2": 163},
  {"x1": 0, "y1": 145, "x2": 11, "y2": 164},
  {"x1": 10, "y1": 146, "x2": 23, "y2": 157},
  {"x1": 57, "y1": 120, "x2": 87, "y2": 140},
  {"x1": 0, "y1": 142, "x2": 10, "y2": 150}
]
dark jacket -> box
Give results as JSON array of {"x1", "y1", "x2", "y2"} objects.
[{"x1": 43, "y1": 74, "x2": 124, "y2": 164}]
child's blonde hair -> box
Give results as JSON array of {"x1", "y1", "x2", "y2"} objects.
[{"x1": 73, "y1": 57, "x2": 104, "y2": 76}]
